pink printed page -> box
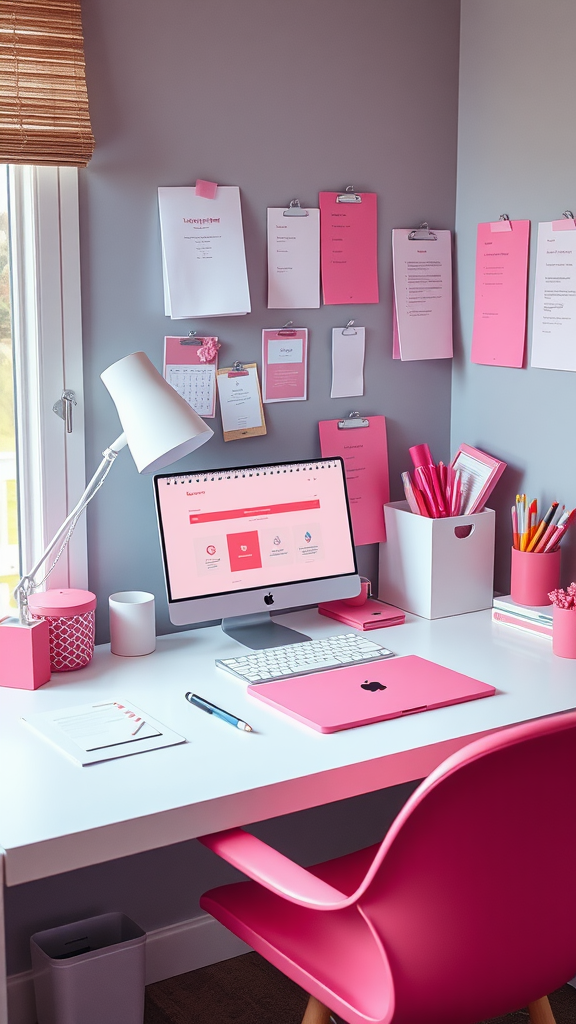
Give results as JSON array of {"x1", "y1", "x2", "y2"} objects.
[
  {"x1": 262, "y1": 329, "x2": 307, "y2": 403},
  {"x1": 471, "y1": 220, "x2": 530, "y2": 367},
  {"x1": 319, "y1": 192, "x2": 379, "y2": 304},
  {"x1": 156, "y1": 460, "x2": 356, "y2": 601},
  {"x1": 318, "y1": 417, "x2": 389, "y2": 545},
  {"x1": 392, "y1": 229, "x2": 453, "y2": 360}
]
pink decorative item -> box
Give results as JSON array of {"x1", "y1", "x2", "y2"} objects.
[
  {"x1": 549, "y1": 584, "x2": 576, "y2": 658},
  {"x1": 552, "y1": 606, "x2": 576, "y2": 658},
  {"x1": 510, "y1": 546, "x2": 560, "y2": 606},
  {"x1": 28, "y1": 589, "x2": 97, "y2": 672},
  {"x1": 199, "y1": 710, "x2": 576, "y2": 1024},
  {"x1": 197, "y1": 336, "x2": 220, "y2": 363},
  {"x1": 0, "y1": 616, "x2": 51, "y2": 689},
  {"x1": 195, "y1": 179, "x2": 218, "y2": 199}
]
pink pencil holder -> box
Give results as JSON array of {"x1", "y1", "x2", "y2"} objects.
[
  {"x1": 552, "y1": 606, "x2": 576, "y2": 659},
  {"x1": 28, "y1": 589, "x2": 97, "y2": 672},
  {"x1": 510, "y1": 547, "x2": 560, "y2": 607}
]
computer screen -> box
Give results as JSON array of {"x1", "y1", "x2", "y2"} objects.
[{"x1": 154, "y1": 457, "x2": 360, "y2": 648}]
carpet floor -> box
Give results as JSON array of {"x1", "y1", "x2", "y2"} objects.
[{"x1": 144, "y1": 951, "x2": 576, "y2": 1024}]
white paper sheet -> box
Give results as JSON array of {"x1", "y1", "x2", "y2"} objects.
[
  {"x1": 158, "y1": 186, "x2": 251, "y2": 319},
  {"x1": 392, "y1": 229, "x2": 453, "y2": 360},
  {"x1": 267, "y1": 208, "x2": 320, "y2": 308},
  {"x1": 531, "y1": 221, "x2": 576, "y2": 371},
  {"x1": 216, "y1": 366, "x2": 265, "y2": 437},
  {"x1": 330, "y1": 327, "x2": 365, "y2": 398},
  {"x1": 21, "y1": 700, "x2": 186, "y2": 766}
]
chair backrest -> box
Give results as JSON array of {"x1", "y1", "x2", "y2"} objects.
[{"x1": 356, "y1": 710, "x2": 576, "y2": 1024}]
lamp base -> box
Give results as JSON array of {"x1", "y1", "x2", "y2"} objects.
[{"x1": 0, "y1": 616, "x2": 51, "y2": 689}]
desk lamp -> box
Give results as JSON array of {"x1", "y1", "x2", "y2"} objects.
[{"x1": 1, "y1": 351, "x2": 213, "y2": 687}]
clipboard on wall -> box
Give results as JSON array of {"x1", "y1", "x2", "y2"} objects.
[
  {"x1": 164, "y1": 335, "x2": 219, "y2": 418},
  {"x1": 318, "y1": 413, "x2": 389, "y2": 545},
  {"x1": 216, "y1": 362, "x2": 267, "y2": 441}
]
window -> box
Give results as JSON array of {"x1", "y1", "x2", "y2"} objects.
[{"x1": 0, "y1": 164, "x2": 86, "y2": 618}]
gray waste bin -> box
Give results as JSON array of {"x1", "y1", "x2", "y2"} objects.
[{"x1": 30, "y1": 912, "x2": 146, "y2": 1024}]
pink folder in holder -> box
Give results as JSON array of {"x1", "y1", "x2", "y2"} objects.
[{"x1": 248, "y1": 655, "x2": 496, "y2": 733}]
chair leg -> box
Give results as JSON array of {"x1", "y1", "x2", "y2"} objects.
[
  {"x1": 527, "y1": 995, "x2": 556, "y2": 1024},
  {"x1": 301, "y1": 994, "x2": 332, "y2": 1024}
]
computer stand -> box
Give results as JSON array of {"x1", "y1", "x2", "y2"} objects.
[{"x1": 221, "y1": 612, "x2": 311, "y2": 650}]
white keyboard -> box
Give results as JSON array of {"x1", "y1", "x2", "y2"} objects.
[{"x1": 215, "y1": 634, "x2": 395, "y2": 684}]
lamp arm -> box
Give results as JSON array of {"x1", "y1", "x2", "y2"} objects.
[{"x1": 15, "y1": 433, "x2": 128, "y2": 623}]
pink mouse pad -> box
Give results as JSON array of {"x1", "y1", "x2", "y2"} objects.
[{"x1": 248, "y1": 655, "x2": 496, "y2": 733}]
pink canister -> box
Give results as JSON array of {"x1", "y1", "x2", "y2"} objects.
[{"x1": 28, "y1": 589, "x2": 97, "y2": 672}]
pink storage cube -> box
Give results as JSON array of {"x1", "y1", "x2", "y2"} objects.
[{"x1": 28, "y1": 589, "x2": 97, "y2": 672}]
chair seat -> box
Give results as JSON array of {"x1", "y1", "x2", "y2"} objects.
[{"x1": 200, "y1": 844, "x2": 393, "y2": 1024}]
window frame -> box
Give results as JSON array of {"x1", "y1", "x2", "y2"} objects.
[{"x1": 8, "y1": 164, "x2": 87, "y2": 593}]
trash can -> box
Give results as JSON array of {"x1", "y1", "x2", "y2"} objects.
[{"x1": 30, "y1": 912, "x2": 146, "y2": 1024}]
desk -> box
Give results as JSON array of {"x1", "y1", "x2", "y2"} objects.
[{"x1": 2, "y1": 607, "x2": 576, "y2": 1022}]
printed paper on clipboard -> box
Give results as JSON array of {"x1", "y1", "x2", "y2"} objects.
[
  {"x1": 164, "y1": 336, "x2": 218, "y2": 418},
  {"x1": 319, "y1": 191, "x2": 379, "y2": 305},
  {"x1": 392, "y1": 227, "x2": 453, "y2": 360},
  {"x1": 319, "y1": 415, "x2": 389, "y2": 545},
  {"x1": 216, "y1": 363, "x2": 267, "y2": 441}
]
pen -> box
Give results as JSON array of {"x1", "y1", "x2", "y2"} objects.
[{"x1": 185, "y1": 692, "x2": 253, "y2": 732}]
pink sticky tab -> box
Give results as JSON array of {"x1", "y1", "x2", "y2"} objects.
[
  {"x1": 552, "y1": 218, "x2": 576, "y2": 230},
  {"x1": 490, "y1": 220, "x2": 512, "y2": 232},
  {"x1": 195, "y1": 179, "x2": 218, "y2": 200}
]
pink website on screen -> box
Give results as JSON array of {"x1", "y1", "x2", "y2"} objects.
[{"x1": 156, "y1": 460, "x2": 355, "y2": 601}]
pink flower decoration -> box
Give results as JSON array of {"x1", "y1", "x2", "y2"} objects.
[
  {"x1": 197, "y1": 337, "x2": 220, "y2": 363},
  {"x1": 548, "y1": 583, "x2": 576, "y2": 609}
]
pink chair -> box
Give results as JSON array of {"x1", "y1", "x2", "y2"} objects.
[{"x1": 199, "y1": 710, "x2": 576, "y2": 1024}]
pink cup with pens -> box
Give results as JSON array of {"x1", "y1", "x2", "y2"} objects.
[{"x1": 510, "y1": 548, "x2": 560, "y2": 607}]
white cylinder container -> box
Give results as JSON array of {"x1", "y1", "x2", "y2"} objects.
[{"x1": 109, "y1": 592, "x2": 156, "y2": 657}]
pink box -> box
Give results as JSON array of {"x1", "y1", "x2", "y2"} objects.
[{"x1": 0, "y1": 616, "x2": 51, "y2": 689}]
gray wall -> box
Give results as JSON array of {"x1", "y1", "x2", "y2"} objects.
[
  {"x1": 6, "y1": 0, "x2": 461, "y2": 976},
  {"x1": 453, "y1": 0, "x2": 576, "y2": 595},
  {"x1": 79, "y1": 0, "x2": 459, "y2": 643}
]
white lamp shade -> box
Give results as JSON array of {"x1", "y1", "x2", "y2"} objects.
[{"x1": 101, "y1": 352, "x2": 213, "y2": 473}]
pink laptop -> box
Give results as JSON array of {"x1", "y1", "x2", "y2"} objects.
[{"x1": 247, "y1": 656, "x2": 496, "y2": 733}]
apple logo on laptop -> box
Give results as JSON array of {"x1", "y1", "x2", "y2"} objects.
[
  {"x1": 264, "y1": 593, "x2": 274, "y2": 605},
  {"x1": 361, "y1": 680, "x2": 386, "y2": 692}
]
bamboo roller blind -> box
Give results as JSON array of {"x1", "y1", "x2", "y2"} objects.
[{"x1": 0, "y1": 0, "x2": 94, "y2": 166}]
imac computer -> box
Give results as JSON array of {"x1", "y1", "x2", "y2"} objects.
[{"x1": 154, "y1": 457, "x2": 360, "y2": 649}]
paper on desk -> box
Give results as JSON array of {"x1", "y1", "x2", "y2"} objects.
[
  {"x1": 158, "y1": 186, "x2": 251, "y2": 319},
  {"x1": 392, "y1": 229, "x2": 453, "y2": 359},
  {"x1": 21, "y1": 700, "x2": 186, "y2": 766},
  {"x1": 331, "y1": 327, "x2": 365, "y2": 398},
  {"x1": 267, "y1": 208, "x2": 320, "y2": 308},
  {"x1": 471, "y1": 220, "x2": 530, "y2": 368},
  {"x1": 531, "y1": 220, "x2": 576, "y2": 371}
]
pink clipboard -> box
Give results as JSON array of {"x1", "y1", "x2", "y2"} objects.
[
  {"x1": 319, "y1": 191, "x2": 379, "y2": 304},
  {"x1": 163, "y1": 335, "x2": 219, "y2": 418},
  {"x1": 319, "y1": 415, "x2": 389, "y2": 545},
  {"x1": 471, "y1": 220, "x2": 530, "y2": 368},
  {"x1": 262, "y1": 328, "x2": 308, "y2": 403}
]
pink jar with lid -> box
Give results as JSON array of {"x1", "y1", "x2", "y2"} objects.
[{"x1": 28, "y1": 589, "x2": 97, "y2": 672}]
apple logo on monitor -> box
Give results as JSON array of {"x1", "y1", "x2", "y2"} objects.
[{"x1": 264, "y1": 593, "x2": 274, "y2": 606}]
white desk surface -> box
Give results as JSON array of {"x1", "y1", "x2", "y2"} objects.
[{"x1": 2, "y1": 608, "x2": 576, "y2": 887}]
